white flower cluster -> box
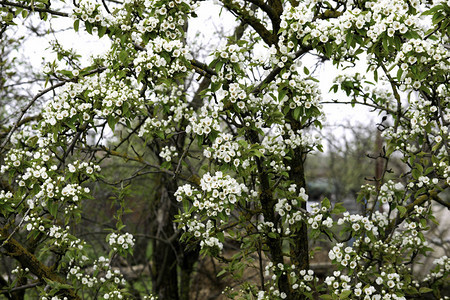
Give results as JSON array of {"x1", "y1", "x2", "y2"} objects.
[
  {"x1": 215, "y1": 44, "x2": 246, "y2": 64},
  {"x1": 273, "y1": 187, "x2": 314, "y2": 235},
  {"x1": 42, "y1": 72, "x2": 142, "y2": 128},
  {"x1": 307, "y1": 202, "x2": 333, "y2": 229},
  {"x1": 182, "y1": 218, "x2": 224, "y2": 251},
  {"x1": 48, "y1": 225, "x2": 69, "y2": 242},
  {"x1": 133, "y1": 37, "x2": 191, "y2": 82},
  {"x1": 279, "y1": 2, "x2": 315, "y2": 45},
  {"x1": 279, "y1": 75, "x2": 322, "y2": 112},
  {"x1": 103, "y1": 291, "x2": 124, "y2": 299},
  {"x1": 138, "y1": 94, "x2": 190, "y2": 138},
  {"x1": 1, "y1": 147, "x2": 53, "y2": 179},
  {"x1": 395, "y1": 38, "x2": 449, "y2": 87},
  {"x1": 328, "y1": 243, "x2": 359, "y2": 269},
  {"x1": 159, "y1": 145, "x2": 178, "y2": 162},
  {"x1": 200, "y1": 235, "x2": 223, "y2": 251},
  {"x1": 365, "y1": 0, "x2": 418, "y2": 40},
  {"x1": 186, "y1": 108, "x2": 221, "y2": 136},
  {"x1": 204, "y1": 133, "x2": 242, "y2": 165},
  {"x1": 176, "y1": 172, "x2": 248, "y2": 251},
  {"x1": 108, "y1": 232, "x2": 135, "y2": 251},
  {"x1": 177, "y1": 171, "x2": 247, "y2": 216},
  {"x1": 338, "y1": 212, "x2": 379, "y2": 236},
  {"x1": 0, "y1": 190, "x2": 13, "y2": 205},
  {"x1": 71, "y1": 0, "x2": 109, "y2": 27},
  {"x1": 424, "y1": 255, "x2": 450, "y2": 282},
  {"x1": 67, "y1": 161, "x2": 101, "y2": 176},
  {"x1": 378, "y1": 180, "x2": 404, "y2": 204},
  {"x1": 25, "y1": 213, "x2": 44, "y2": 232},
  {"x1": 375, "y1": 272, "x2": 404, "y2": 290},
  {"x1": 68, "y1": 264, "x2": 97, "y2": 288},
  {"x1": 132, "y1": 0, "x2": 192, "y2": 42},
  {"x1": 324, "y1": 271, "x2": 353, "y2": 295},
  {"x1": 263, "y1": 262, "x2": 317, "y2": 298}
]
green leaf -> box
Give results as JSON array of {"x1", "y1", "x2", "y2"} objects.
[
  {"x1": 331, "y1": 202, "x2": 346, "y2": 214},
  {"x1": 267, "y1": 232, "x2": 277, "y2": 239},
  {"x1": 98, "y1": 26, "x2": 107, "y2": 38},
  {"x1": 382, "y1": 38, "x2": 389, "y2": 52},
  {"x1": 48, "y1": 201, "x2": 58, "y2": 217},
  {"x1": 293, "y1": 106, "x2": 301, "y2": 120},
  {"x1": 303, "y1": 66, "x2": 310, "y2": 75},
  {"x1": 420, "y1": 218, "x2": 427, "y2": 228},
  {"x1": 397, "y1": 206, "x2": 407, "y2": 217},
  {"x1": 85, "y1": 21, "x2": 93, "y2": 34},
  {"x1": 74, "y1": 19, "x2": 79, "y2": 32},
  {"x1": 322, "y1": 197, "x2": 331, "y2": 209},
  {"x1": 217, "y1": 269, "x2": 227, "y2": 277},
  {"x1": 419, "y1": 287, "x2": 433, "y2": 294},
  {"x1": 27, "y1": 136, "x2": 39, "y2": 147},
  {"x1": 339, "y1": 290, "x2": 352, "y2": 299},
  {"x1": 107, "y1": 115, "x2": 117, "y2": 131},
  {"x1": 278, "y1": 88, "x2": 288, "y2": 102},
  {"x1": 119, "y1": 50, "x2": 128, "y2": 64}
]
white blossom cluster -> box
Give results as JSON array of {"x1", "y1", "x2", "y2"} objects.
[
  {"x1": 395, "y1": 38, "x2": 449, "y2": 88},
  {"x1": 159, "y1": 145, "x2": 178, "y2": 162},
  {"x1": 262, "y1": 262, "x2": 317, "y2": 298},
  {"x1": 0, "y1": 190, "x2": 13, "y2": 206},
  {"x1": 67, "y1": 161, "x2": 101, "y2": 176},
  {"x1": 279, "y1": 0, "x2": 427, "y2": 64},
  {"x1": 71, "y1": 0, "x2": 109, "y2": 27},
  {"x1": 176, "y1": 171, "x2": 247, "y2": 216},
  {"x1": 68, "y1": 262, "x2": 97, "y2": 288},
  {"x1": 203, "y1": 133, "x2": 242, "y2": 165},
  {"x1": 176, "y1": 172, "x2": 248, "y2": 251},
  {"x1": 337, "y1": 212, "x2": 379, "y2": 236},
  {"x1": 68, "y1": 260, "x2": 126, "y2": 295},
  {"x1": 186, "y1": 108, "x2": 221, "y2": 136},
  {"x1": 133, "y1": 0, "x2": 193, "y2": 42},
  {"x1": 214, "y1": 44, "x2": 246, "y2": 64},
  {"x1": 279, "y1": 2, "x2": 315, "y2": 46},
  {"x1": 41, "y1": 72, "x2": 142, "y2": 128},
  {"x1": 378, "y1": 180, "x2": 404, "y2": 204},
  {"x1": 133, "y1": 37, "x2": 191, "y2": 81},
  {"x1": 181, "y1": 218, "x2": 224, "y2": 251},
  {"x1": 102, "y1": 291, "x2": 125, "y2": 299},
  {"x1": 273, "y1": 186, "x2": 332, "y2": 235},
  {"x1": 324, "y1": 270, "x2": 405, "y2": 300},
  {"x1": 324, "y1": 271, "x2": 353, "y2": 295},
  {"x1": 307, "y1": 202, "x2": 333, "y2": 230},
  {"x1": 278, "y1": 75, "x2": 322, "y2": 112},
  {"x1": 424, "y1": 256, "x2": 450, "y2": 282},
  {"x1": 1, "y1": 146, "x2": 52, "y2": 177},
  {"x1": 108, "y1": 232, "x2": 135, "y2": 251},
  {"x1": 328, "y1": 243, "x2": 359, "y2": 269},
  {"x1": 138, "y1": 89, "x2": 191, "y2": 139}
]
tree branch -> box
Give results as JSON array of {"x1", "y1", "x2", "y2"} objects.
[
  {"x1": 220, "y1": 0, "x2": 277, "y2": 45},
  {"x1": 252, "y1": 47, "x2": 311, "y2": 94},
  {"x1": 0, "y1": 230, "x2": 80, "y2": 299},
  {"x1": 0, "y1": 0, "x2": 70, "y2": 17}
]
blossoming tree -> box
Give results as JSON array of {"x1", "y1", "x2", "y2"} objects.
[{"x1": 0, "y1": 0, "x2": 449, "y2": 299}]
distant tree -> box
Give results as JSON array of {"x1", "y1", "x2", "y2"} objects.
[{"x1": 0, "y1": 0, "x2": 449, "y2": 299}]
